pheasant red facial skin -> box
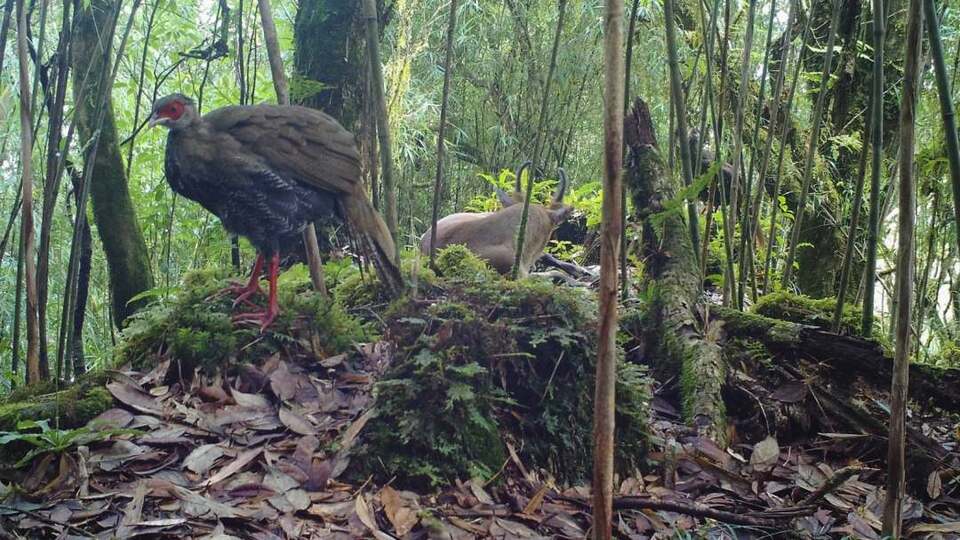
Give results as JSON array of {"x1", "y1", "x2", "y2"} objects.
[{"x1": 150, "y1": 93, "x2": 401, "y2": 331}]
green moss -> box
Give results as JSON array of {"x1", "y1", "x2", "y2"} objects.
[
  {"x1": 0, "y1": 384, "x2": 113, "y2": 432},
  {"x1": 334, "y1": 250, "x2": 437, "y2": 309},
  {"x1": 118, "y1": 266, "x2": 367, "y2": 375},
  {"x1": 353, "y1": 273, "x2": 651, "y2": 488},
  {"x1": 434, "y1": 245, "x2": 500, "y2": 283},
  {"x1": 714, "y1": 306, "x2": 801, "y2": 346},
  {"x1": 752, "y1": 291, "x2": 868, "y2": 337}
]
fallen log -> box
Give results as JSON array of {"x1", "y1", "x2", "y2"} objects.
[
  {"x1": 715, "y1": 307, "x2": 960, "y2": 411},
  {"x1": 624, "y1": 98, "x2": 726, "y2": 444}
]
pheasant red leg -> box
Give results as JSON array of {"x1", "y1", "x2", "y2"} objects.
[
  {"x1": 232, "y1": 253, "x2": 265, "y2": 307},
  {"x1": 232, "y1": 252, "x2": 280, "y2": 332}
]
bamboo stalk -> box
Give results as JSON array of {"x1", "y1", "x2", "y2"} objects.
[
  {"x1": 428, "y1": 0, "x2": 459, "y2": 269},
  {"x1": 664, "y1": 0, "x2": 700, "y2": 261},
  {"x1": 513, "y1": 0, "x2": 567, "y2": 279},
  {"x1": 862, "y1": 0, "x2": 885, "y2": 337},
  {"x1": 362, "y1": 0, "x2": 398, "y2": 262},
  {"x1": 781, "y1": 0, "x2": 842, "y2": 288},
  {"x1": 16, "y1": 0, "x2": 39, "y2": 383},
  {"x1": 725, "y1": 0, "x2": 757, "y2": 309},
  {"x1": 762, "y1": 1, "x2": 818, "y2": 292},
  {"x1": 621, "y1": 0, "x2": 642, "y2": 300},
  {"x1": 925, "y1": 0, "x2": 960, "y2": 263},
  {"x1": 882, "y1": 0, "x2": 921, "y2": 533},
  {"x1": 594, "y1": 1, "x2": 624, "y2": 537}
]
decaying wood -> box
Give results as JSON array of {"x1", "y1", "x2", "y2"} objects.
[{"x1": 624, "y1": 98, "x2": 726, "y2": 444}]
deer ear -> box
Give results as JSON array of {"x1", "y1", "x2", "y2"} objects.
[
  {"x1": 496, "y1": 188, "x2": 516, "y2": 207},
  {"x1": 549, "y1": 206, "x2": 573, "y2": 224}
]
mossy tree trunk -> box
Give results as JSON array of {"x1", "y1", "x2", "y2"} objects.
[
  {"x1": 624, "y1": 99, "x2": 727, "y2": 444},
  {"x1": 71, "y1": 0, "x2": 154, "y2": 327},
  {"x1": 293, "y1": 0, "x2": 366, "y2": 129}
]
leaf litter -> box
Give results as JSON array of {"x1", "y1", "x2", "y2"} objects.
[{"x1": 0, "y1": 338, "x2": 958, "y2": 539}]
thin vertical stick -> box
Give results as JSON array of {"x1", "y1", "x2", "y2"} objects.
[
  {"x1": 746, "y1": 0, "x2": 797, "y2": 297},
  {"x1": 363, "y1": 0, "x2": 398, "y2": 261},
  {"x1": 429, "y1": 0, "x2": 459, "y2": 269},
  {"x1": 594, "y1": 0, "x2": 623, "y2": 537},
  {"x1": 514, "y1": 0, "x2": 568, "y2": 279},
  {"x1": 738, "y1": 0, "x2": 778, "y2": 304},
  {"x1": 621, "y1": 0, "x2": 641, "y2": 299},
  {"x1": 257, "y1": 0, "x2": 327, "y2": 297},
  {"x1": 882, "y1": 0, "x2": 920, "y2": 534},
  {"x1": 762, "y1": 1, "x2": 817, "y2": 292},
  {"x1": 664, "y1": 0, "x2": 700, "y2": 261},
  {"x1": 862, "y1": 0, "x2": 885, "y2": 337},
  {"x1": 725, "y1": 0, "x2": 757, "y2": 309},
  {"x1": 16, "y1": 0, "x2": 39, "y2": 383},
  {"x1": 781, "y1": 0, "x2": 842, "y2": 287},
  {"x1": 833, "y1": 95, "x2": 873, "y2": 331}
]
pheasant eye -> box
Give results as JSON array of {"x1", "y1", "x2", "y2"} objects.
[{"x1": 162, "y1": 102, "x2": 184, "y2": 119}]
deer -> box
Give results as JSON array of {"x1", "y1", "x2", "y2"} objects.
[{"x1": 420, "y1": 161, "x2": 573, "y2": 278}]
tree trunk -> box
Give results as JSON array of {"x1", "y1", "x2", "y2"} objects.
[
  {"x1": 70, "y1": 0, "x2": 154, "y2": 327},
  {"x1": 625, "y1": 98, "x2": 726, "y2": 443},
  {"x1": 16, "y1": 0, "x2": 39, "y2": 384},
  {"x1": 293, "y1": 0, "x2": 364, "y2": 128}
]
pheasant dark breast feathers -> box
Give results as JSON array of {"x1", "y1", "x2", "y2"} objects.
[{"x1": 162, "y1": 103, "x2": 360, "y2": 253}]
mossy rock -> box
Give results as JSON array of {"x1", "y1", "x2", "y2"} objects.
[
  {"x1": 117, "y1": 266, "x2": 368, "y2": 375},
  {"x1": 752, "y1": 291, "x2": 866, "y2": 337},
  {"x1": 352, "y1": 247, "x2": 651, "y2": 488}
]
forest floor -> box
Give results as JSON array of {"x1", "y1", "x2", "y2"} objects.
[{"x1": 0, "y1": 259, "x2": 959, "y2": 539}]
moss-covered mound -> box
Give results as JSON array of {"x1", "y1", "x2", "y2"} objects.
[
  {"x1": 118, "y1": 267, "x2": 368, "y2": 375},
  {"x1": 350, "y1": 246, "x2": 650, "y2": 488},
  {"x1": 0, "y1": 373, "x2": 114, "y2": 431},
  {"x1": 752, "y1": 291, "x2": 866, "y2": 337}
]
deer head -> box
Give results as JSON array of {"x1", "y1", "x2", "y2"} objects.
[{"x1": 421, "y1": 162, "x2": 573, "y2": 277}]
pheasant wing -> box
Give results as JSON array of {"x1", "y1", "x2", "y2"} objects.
[{"x1": 203, "y1": 104, "x2": 362, "y2": 196}]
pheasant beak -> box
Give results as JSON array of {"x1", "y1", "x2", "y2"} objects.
[{"x1": 147, "y1": 113, "x2": 167, "y2": 129}]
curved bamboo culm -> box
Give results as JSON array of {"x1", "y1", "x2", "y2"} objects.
[
  {"x1": 428, "y1": 0, "x2": 460, "y2": 270},
  {"x1": 781, "y1": 0, "x2": 843, "y2": 287},
  {"x1": 737, "y1": 0, "x2": 778, "y2": 306},
  {"x1": 510, "y1": 160, "x2": 534, "y2": 280},
  {"x1": 924, "y1": 0, "x2": 960, "y2": 273},
  {"x1": 761, "y1": 0, "x2": 819, "y2": 293}
]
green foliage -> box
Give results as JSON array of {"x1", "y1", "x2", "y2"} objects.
[
  {"x1": 0, "y1": 419, "x2": 134, "y2": 467},
  {"x1": 354, "y1": 265, "x2": 651, "y2": 488},
  {"x1": 118, "y1": 266, "x2": 367, "y2": 374}
]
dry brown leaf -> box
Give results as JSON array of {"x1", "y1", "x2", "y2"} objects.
[
  {"x1": 201, "y1": 446, "x2": 262, "y2": 487},
  {"x1": 230, "y1": 388, "x2": 271, "y2": 409},
  {"x1": 107, "y1": 381, "x2": 163, "y2": 415},
  {"x1": 354, "y1": 494, "x2": 379, "y2": 533},
  {"x1": 926, "y1": 470, "x2": 942, "y2": 500},
  {"x1": 522, "y1": 484, "x2": 548, "y2": 515},
  {"x1": 87, "y1": 408, "x2": 135, "y2": 430},
  {"x1": 749, "y1": 436, "x2": 780, "y2": 471},
  {"x1": 380, "y1": 485, "x2": 419, "y2": 536},
  {"x1": 183, "y1": 444, "x2": 225, "y2": 475},
  {"x1": 279, "y1": 407, "x2": 316, "y2": 436}
]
